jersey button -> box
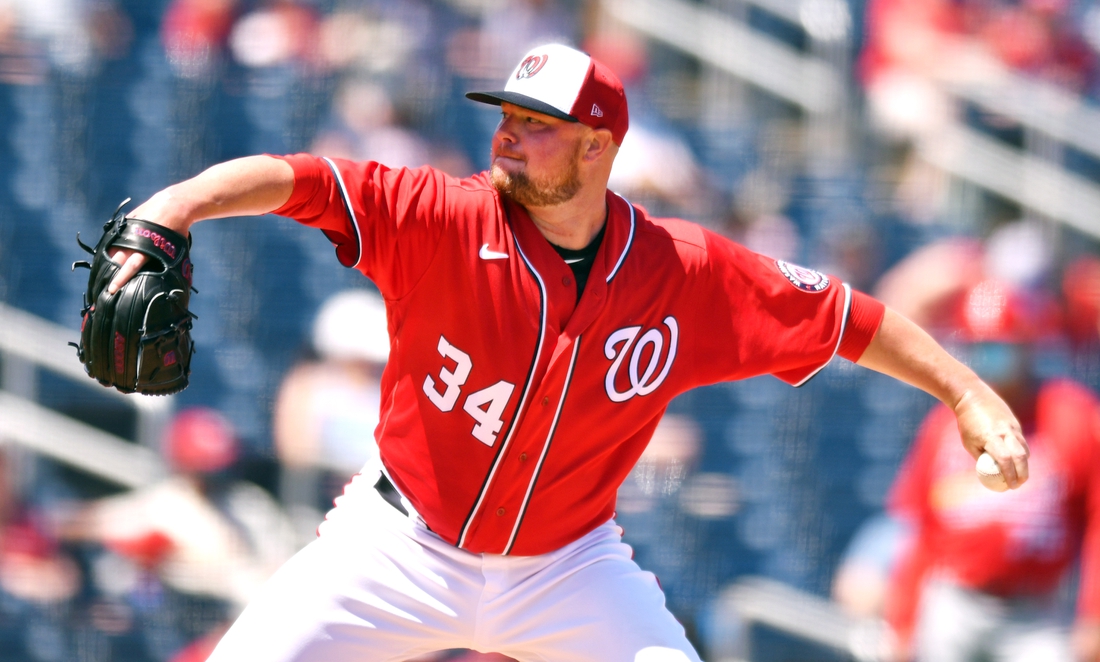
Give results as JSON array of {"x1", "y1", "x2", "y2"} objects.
[
  {"x1": 562, "y1": 276, "x2": 572, "y2": 287},
  {"x1": 542, "y1": 396, "x2": 549, "y2": 406},
  {"x1": 496, "y1": 507, "x2": 506, "y2": 517},
  {"x1": 520, "y1": 453, "x2": 528, "y2": 462}
]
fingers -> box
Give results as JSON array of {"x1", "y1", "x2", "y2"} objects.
[
  {"x1": 954, "y1": 384, "x2": 1030, "y2": 490},
  {"x1": 107, "y1": 250, "x2": 147, "y2": 294},
  {"x1": 986, "y1": 430, "x2": 1030, "y2": 489}
]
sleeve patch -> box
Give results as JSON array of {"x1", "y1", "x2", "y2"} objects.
[{"x1": 776, "y1": 260, "x2": 830, "y2": 292}]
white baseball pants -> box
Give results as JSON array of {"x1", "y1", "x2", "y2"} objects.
[
  {"x1": 207, "y1": 460, "x2": 701, "y2": 662},
  {"x1": 915, "y1": 578, "x2": 1072, "y2": 662}
]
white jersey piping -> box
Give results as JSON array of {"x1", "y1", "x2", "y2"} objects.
[
  {"x1": 321, "y1": 157, "x2": 364, "y2": 270},
  {"x1": 605, "y1": 194, "x2": 635, "y2": 283},
  {"x1": 502, "y1": 337, "x2": 580, "y2": 555},
  {"x1": 456, "y1": 233, "x2": 548, "y2": 550},
  {"x1": 793, "y1": 282, "x2": 852, "y2": 387}
]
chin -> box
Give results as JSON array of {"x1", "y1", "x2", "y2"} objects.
[{"x1": 490, "y1": 164, "x2": 516, "y2": 190}]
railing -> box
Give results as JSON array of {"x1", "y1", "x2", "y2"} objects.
[
  {"x1": 604, "y1": 0, "x2": 843, "y2": 114},
  {"x1": 0, "y1": 301, "x2": 167, "y2": 488},
  {"x1": 707, "y1": 576, "x2": 891, "y2": 662}
]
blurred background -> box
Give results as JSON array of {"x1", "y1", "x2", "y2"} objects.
[{"x1": 1, "y1": 0, "x2": 1099, "y2": 660}]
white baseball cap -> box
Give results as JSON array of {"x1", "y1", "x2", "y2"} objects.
[
  {"x1": 312, "y1": 289, "x2": 390, "y2": 364},
  {"x1": 466, "y1": 43, "x2": 629, "y2": 145}
]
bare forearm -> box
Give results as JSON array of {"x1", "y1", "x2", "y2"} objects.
[
  {"x1": 129, "y1": 155, "x2": 295, "y2": 234},
  {"x1": 856, "y1": 307, "x2": 983, "y2": 410},
  {"x1": 856, "y1": 307, "x2": 1029, "y2": 487},
  {"x1": 107, "y1": 155, "x2": 295, "y2": 294}
]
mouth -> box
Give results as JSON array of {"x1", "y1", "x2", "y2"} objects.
[{"x1": 493, "y1": 149, "x2": 525, "y2": 166}]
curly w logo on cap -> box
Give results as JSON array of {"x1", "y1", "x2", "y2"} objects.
[{"x1": 466, "y1": 43, "x2": 629, "y2": 145}]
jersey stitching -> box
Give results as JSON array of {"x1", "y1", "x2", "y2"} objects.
[
  {"x1": 321, "y1": 157, "x2": 364, "y2": 270},
  {"x1": 457, "y1": 233, "x2": 548, "y2": 550},
  {"x1": 605, "y1": 195, "x2": 635, "y2": 283},
  {"x1": 793, "y1": 282, "x2": 852, "y2": 388},
  {"x1": 502, "y1": 336, "x2": 580, "y2": 555}
]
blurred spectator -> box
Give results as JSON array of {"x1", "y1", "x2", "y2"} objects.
[
  {"x1": 881, "y1": 279, "x2": 1100, "y2": 662},
  {"x1": 873, "y1": 237, "x2": 986, "y2": 330},
  {"x1": 310, "y1": 79, "x2": 432, "y2": 169},
  {"x1": 60, "y1": 407, "x2": 296, "y2": 613},
  {"x1": 162, "y1": 0, "x2": 236, "y2": 79},
  {"x1": 861, "y1": 0, "x2": 1098, "y2": 141},
  {"x1": 859, "y1": 0, "x2": 971, "y2": 140},
  {"x1": 0, "y1": 447, "x2": 81, "y2": 661},
  {"x1": 723, "y1": 167, "x2": 800, "y2": 256},
  {"x1": 1064, "y1": 255, "x2": 1100, "y2": 349},
  {"x1": 0, "y1": 0, "x2": 112, "y2": 80},
  {"x1": 832, "y1": 512, "x2": 911, "y2": 621},
  {"x1": 273, "y1": 288, "x2": 390, "y2": 542},
  {"x1": 616, "y1": 413, "x2": 702, "y2": 517},
  {"x1": 608, "y1": 122, "x2": 711, "y2": 220},
  {"x1": 873, "y1": 217, "x2": 1060, "y2": 331},
  {"x1": 228, "y1": 0, "x2": 319, "y2": 72},
  {"x1": 446, "y1": 0, "x2": 576, "y2": 82},
  {"x1": 315, "y1": 2, "x2": 426, "y2": 77},
  {"x1": 0, "y1": 448, "x2": 81, "y2": 607}
]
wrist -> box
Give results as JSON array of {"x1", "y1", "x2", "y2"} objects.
[
  {"x1": 128, "y1": 187, "x2": 198, "y2": 236},
  {"x1": 944, "y1": 366, "x2": 988, "y2": 413}
]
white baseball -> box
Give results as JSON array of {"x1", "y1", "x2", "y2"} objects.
[{"x1": 976, "y1": 452, "x2": 1009, "y2": 492}]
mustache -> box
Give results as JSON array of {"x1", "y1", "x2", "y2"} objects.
[{"x1": 492, "y1": 148, "x2": 525, "y2": 162}]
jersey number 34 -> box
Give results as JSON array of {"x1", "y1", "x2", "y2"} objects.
[{"x1": 423, "y1": 335, "x2": 516, "y2": 447}]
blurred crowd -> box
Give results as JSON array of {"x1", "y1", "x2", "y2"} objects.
[
  {"x1": 0, "y1": 0, "x2": 1098, "y2": 661},
  {"x1": 862, "y1": 0, "x2": 1100, "y2": 131}
]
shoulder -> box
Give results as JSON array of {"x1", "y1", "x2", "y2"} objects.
[
  {"x1": 630, "y1": 207, "x2": 776, "y2": 280},
  {"x1": 447, "y1": 170, "x2": 495, "y2": 193},
  {"x1": 635, "y1": 211, "x2": 709, "y2": 250},
  {"x1": 629, "y1": 207, "x2": 734, "y2": 270},
  {"x1": 433, "y1": 169, "x2": 500, "y2": 213}
]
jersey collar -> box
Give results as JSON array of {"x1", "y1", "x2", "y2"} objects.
[{"x1": 503, "y1": 190, "x2": 637, "y2": 337}]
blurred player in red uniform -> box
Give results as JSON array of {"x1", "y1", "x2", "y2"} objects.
[{"x1": 885, "y1": 279, "x2": 1100, "y2": 662}]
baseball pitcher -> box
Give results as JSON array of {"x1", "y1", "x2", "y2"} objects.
[{"x1": 94, "y1": 44, "x2": 1029, "y2": 662}]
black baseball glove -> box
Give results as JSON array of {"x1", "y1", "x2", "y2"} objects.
[{"x1": 71, "y1": 199, "x2": 197, "y2": 395}]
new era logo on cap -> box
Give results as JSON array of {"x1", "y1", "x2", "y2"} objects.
[{"x1": 465, "y1": 43, "x2": 629, "y2": 145}]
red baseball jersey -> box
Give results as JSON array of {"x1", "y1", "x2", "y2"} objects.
[
  {"x1": 271, "y1": 154, "x2": 884, "y2": 556},
  {"x1": 885, "y1": 379, "x2": 1100, "y2": 641}
]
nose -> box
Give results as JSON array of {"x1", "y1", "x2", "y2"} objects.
[{"x1": 494, "y1": 116, "x2": 518, "y2": 144}]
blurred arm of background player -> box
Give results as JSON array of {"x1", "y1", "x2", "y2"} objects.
[
  {"x1": 106, "y1": 155, "x2": 294, "y2": 294},
  {"x1": 107, "y1": 156, "x2": 1029, "y2": 488},
  {"x1": 857, "y1": 308, "x2": 1029, "y2": 489}
]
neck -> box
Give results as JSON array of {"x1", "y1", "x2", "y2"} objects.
[{"x1": 524, "y1": 186, "x2": 608, "y2": 250}]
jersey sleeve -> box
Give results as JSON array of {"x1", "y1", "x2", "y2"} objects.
[
  {"x1": 698, "y1": 230, "x2": 884, "y2": 385},
  {"x1": 268, "y1": 153, "x2": 451, "y2": 299}
]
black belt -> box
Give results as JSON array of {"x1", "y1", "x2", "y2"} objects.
[{"x1": 374, "y1": 473, "x2": 409, "y2": 516}]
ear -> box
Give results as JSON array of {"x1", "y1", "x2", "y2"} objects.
[{"x1": 581, "y1": 128, "x2": 616, "y2": 163}]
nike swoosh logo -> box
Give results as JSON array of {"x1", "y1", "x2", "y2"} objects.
[
  {"x1": 564, "y1": 257, "x2": 584, "y2": 264},
  {"x1": 479, "y1": 244, "x2": 509, "y2": 260}
]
